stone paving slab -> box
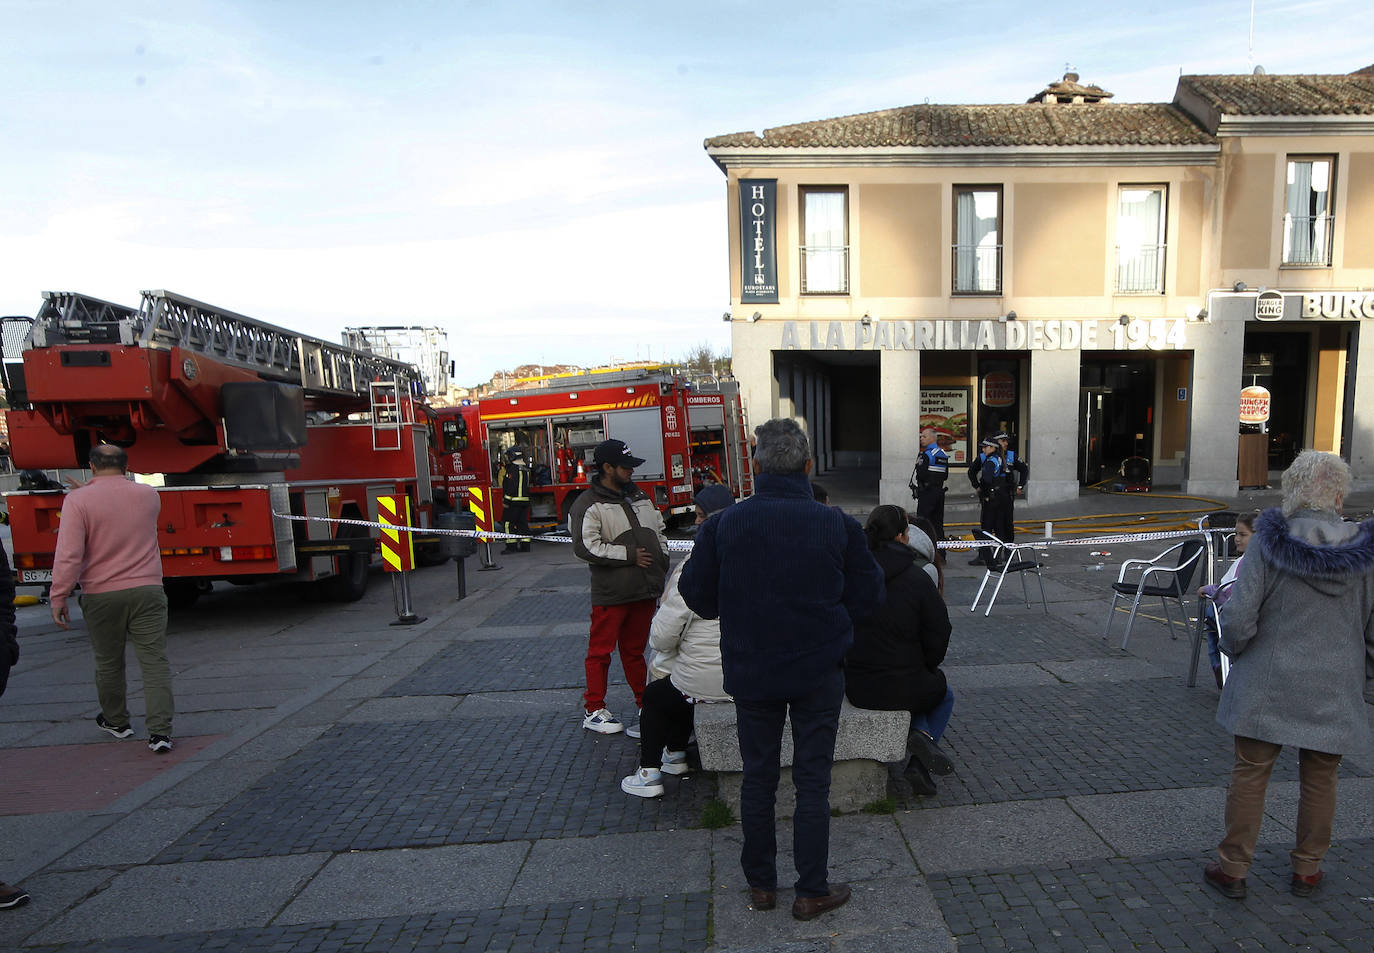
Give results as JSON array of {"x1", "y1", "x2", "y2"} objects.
[
  {"x1": 155, "y1": 711, "x2": 713, "y2": 862},
  {"x1": 275, "y1": 841, "x2": 531, "y2": 924},
  {"x1": 1037, "y1": 657, "x2": 1178, "y2": 682},
  {"x1": 507, "y1": 829, "x2": 712, "y2": 906},
  {"x1": 22, "y1": 893, "x2": 712, "y2": 953},
  {"x1": 450, "y1": 688, "x2": 586, "y2": 718},
  {"x1": 711, "y1": 815, "x2": 921, "y2": 893},
  {"x1": 384, "y1": 633, "x2": 590, "y2": 695},
  {"x1": 928, "y1": 839, "x2": 1374, "y2": 953},
  {"x1": 897, "y1": 800, "x2": 1112, "y2": 874},
  {"x1": 29, "y1": 853, "x2": 331, "y2": 944},
  {"x1": 49, "y1": 806, "x2": 219, "y2": 870},
  {"x1": 0, "y1": 869, "x2": 114, "y2": 952}
]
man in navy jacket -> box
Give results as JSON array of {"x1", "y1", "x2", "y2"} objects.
[{"x1": 680, "y1": 418, "x2": 883, "y2": 922}]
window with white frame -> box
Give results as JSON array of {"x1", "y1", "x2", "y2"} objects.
[
  {"x1": 1116, "y1": 186, "x2": 1167, "y2": 293},
  {"x1": 953, "y1": 186, "x2": 1002, "y2": 294},
  {"x1": 800, "y1": 187, "x2": 848, "y2": 294},
  {"x1": 1283, "y1": 157, "x2": 1334, "y2": 266}
]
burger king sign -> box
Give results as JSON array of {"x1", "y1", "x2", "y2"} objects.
[{"x1": 1239, "y1": 385, "x2": 1270, "y2": 425}]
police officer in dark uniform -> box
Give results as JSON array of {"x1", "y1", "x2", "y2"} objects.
[
  {"x1": 992, "y1": 431, "x2": 1029, "y2": 542},
  {"x1": 908, "y1": 427, "x2": 949, "y2": 541},
  {"x1": 501, "y1": 447, "x2": 532, "y2": 553},
  {"x1": 971, "y1": 436, "x2": 1013, "y2": 568}
]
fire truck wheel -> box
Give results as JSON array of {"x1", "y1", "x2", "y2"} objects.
[
  {"x1": 163, "y1": 579, "x2": 202, "y2": 611},
  {"x1": 325, "y1": 522, "x2": 371, "y2": 602}
]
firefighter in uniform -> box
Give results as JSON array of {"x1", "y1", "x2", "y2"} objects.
[
  {"x1": 971, "y1": 436, "x2": 1013, "y2": 568},
  {"x1": 501, "y1": 447, "x2": 532, "y2": 553},
  {"x1": 908, "y1": 427, "x2": 949, "y2": 542}
]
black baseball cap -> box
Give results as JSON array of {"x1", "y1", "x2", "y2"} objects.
[{"x1": 592, "y1": 439, "x2": 645, "y2": 468}]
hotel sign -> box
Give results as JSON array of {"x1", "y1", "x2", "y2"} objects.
[
  {"x1": 778, "y1": 318, "x2": 1187, "y2": 352},
  {"x1": 739, "y1": 179, "x2": 778, "y2": 304}
]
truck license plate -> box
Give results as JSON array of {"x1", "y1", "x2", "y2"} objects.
[{"x1": 20, "y1": 569, "x2": 52, "y2": 583}]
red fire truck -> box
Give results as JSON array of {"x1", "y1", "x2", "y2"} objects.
[
  {"x1": 430, "y1": 367, "x2": 752, "y2": 533},
  {"x1": 1, "y1": 290, "x2": 447, "y2": 606}
]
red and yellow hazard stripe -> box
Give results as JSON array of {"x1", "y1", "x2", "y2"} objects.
[
  {"x1": 377, "y1": 495, "x2": 414, "y2": 572},
  {"x1": 467, "y1": 486, "x2": 492, "y2": 541}
]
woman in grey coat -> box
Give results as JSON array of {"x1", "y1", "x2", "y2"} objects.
[{"x1": 1205, "y1": 450, "x2": 1374, "y2": 900}]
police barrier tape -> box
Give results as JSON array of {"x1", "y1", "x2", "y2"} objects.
[{"x1": 272, "y1": 512, "x2": 1223, "y2": 555}]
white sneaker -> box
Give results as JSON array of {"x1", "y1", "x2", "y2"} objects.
[
  {"x1": 621, "y1": 767, "x2": 664, "y2": 798},
  {"x1": 583, "y1": 708, "x2": 624, "y2": 734},
  {"x1": 660, "y1": 749, "x2": 689, "y2": 776},
  {"x1": 625, "y1": 718, "x2": 641, "y2": 739}
]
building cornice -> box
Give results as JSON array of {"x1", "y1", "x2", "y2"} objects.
[
  {"x1": 1214, "y1": 114, "x2": 1374, "y2": 136},
  {"x1": 706, "y1": 144, "x2": 1221, "y2": 172}
]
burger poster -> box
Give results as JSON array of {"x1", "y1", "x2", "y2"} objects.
[{"x1": 920, "y1": 388, "x2": 970, "y2": 463}]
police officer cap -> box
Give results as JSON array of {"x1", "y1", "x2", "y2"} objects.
[
  {"x1": 980, "y1": 435, "x2": 1000, "y2": 450},
  {"x1": 991, "y1": 431, "x2": 1010, "y2": 442}
]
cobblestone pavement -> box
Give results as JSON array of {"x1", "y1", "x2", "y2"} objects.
[{"x1": 3, "y1": 499, "x2": 1374, "y2": 952}]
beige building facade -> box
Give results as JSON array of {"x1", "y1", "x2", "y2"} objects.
[{"x1": 708, "y1": 69, "x2": 1374, "y2": 504}]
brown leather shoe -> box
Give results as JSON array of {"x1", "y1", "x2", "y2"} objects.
[
  {"x1": 1204, "y1": 863, "x2": 1246, "y2": 899},
  {"x1": 748, "y1": 887, "x2": 776, "y2": 911},
  {"x1": 1291, "y1": 871, "x2": 1323, "y2": 898},
  {"x1": 792, "y1": 883, "x2": 851, "y2": 921}
]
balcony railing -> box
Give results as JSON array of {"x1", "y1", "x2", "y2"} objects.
[
  {"x1": 1115, "y1": 243, "x2": 1166, "y2": 294},
  {"x1": 800, "y1": 245, "x2": 849, "y2": 294},
  {"x1": 952, "y1": 243, "x2": 1002, "y2": 294},
  {"x1": 1282, "y1": 214, "x2": 1335, "y2": 266}
]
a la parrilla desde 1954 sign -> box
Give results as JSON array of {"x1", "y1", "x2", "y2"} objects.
[{"x1": 778, "y1": 318, "x2": 1187, "y2": 352}]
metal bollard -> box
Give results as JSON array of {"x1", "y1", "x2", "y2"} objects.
[{"x1": 389, "y1": 571, "x2": 427, "y2": 626}]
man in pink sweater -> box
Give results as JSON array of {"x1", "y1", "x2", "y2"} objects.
[{"x1": 51, "y1": 445, "x2": 173, "y2": 753}]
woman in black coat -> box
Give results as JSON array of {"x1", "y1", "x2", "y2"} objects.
[{"x1": 845, "y1": 505, "x2": 956, "y2": 795}]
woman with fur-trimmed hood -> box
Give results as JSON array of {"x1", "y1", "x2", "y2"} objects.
[{"x1": 1203, "y1": 450, "x2": 1374, "y2": 902}]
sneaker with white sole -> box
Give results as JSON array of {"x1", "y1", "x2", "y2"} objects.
[
  {"x1": 148, "y1": 734, "x2": 173, "y2": 754},
  {"x1": 625, "y1": 718, "x2": 641, "y2": 739},
  {"x1": 583, "y1": 708, "x2": 624, "y2": 734},
  {"x1": 660, "y1": 749, "x2": 689, "y2": 776},
  {"x1": 96, "y1": 714, "x2": 133, "y2": 739},
  {"x1": 621, "y1": 767, "x2": 664, "y2": 798}
]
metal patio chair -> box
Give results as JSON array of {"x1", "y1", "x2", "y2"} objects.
[
  {"x1": 1187, "y1": 579, "x2": 1236, "y2": 687},
  {"x1": 970, "y1": 536, "x2": 1048, "y2": 617},
  {"x1": 1103, "y1": 537, "x2": 1206, "y2": 651}
]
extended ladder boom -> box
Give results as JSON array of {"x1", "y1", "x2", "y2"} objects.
[{"x1": 29, "y1": 290, "x2": 423, "y2": 399}]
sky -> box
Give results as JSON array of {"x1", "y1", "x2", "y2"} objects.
[{"x1": 1, "y1": 0, "x2": 1370, "y2": 387}]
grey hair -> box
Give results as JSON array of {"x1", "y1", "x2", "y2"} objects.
[
  {"x1": 753, "y1": 418, "x2": 811, "y2": 475},
  {"x1": 1281, "y1": 450, "x2": 1350, "y2": 516}
]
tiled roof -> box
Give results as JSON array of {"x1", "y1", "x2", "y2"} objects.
[
  {"x1": 1177, "y1": 74, "x2": 1374, "y2": 115},
  {"x1": 704, "y1": 103, "x2": 1214, "y2": 150}
]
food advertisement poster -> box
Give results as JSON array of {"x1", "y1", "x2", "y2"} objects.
[{"x1": 920, "y1": 388, "x2": 970, "y2": 463}]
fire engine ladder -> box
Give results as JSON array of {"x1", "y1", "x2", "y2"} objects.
[
  {"x1": 368, "y1": 379, "x2": 405, "y2": 451},
  {"x1": 28, "y1": 290, "x2": 423, "y2": 401},
  {"x1": 724, "y1": 390, "x2": 754, "y2": 498}
]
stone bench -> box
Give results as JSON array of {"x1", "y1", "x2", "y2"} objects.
[{"x1": 694, "y1": 700, "x2": 910, "y2": 816}]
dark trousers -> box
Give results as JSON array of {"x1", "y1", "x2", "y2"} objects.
[
  {"x1": 978, "y1": 492, "x2": 1013, "y2": 564},
  {"x1": 639, "y1": 676, "x2": 694, "y2": 769},
  {"x1": 916, "y1": 486, "x2": 946, "y2": 541},
  {"x1": 734, "y1": 666, "x2": 844, "y2": 898},
  {"x1": 503, "y1": 502, "x2": 531, "y2": 552}
]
